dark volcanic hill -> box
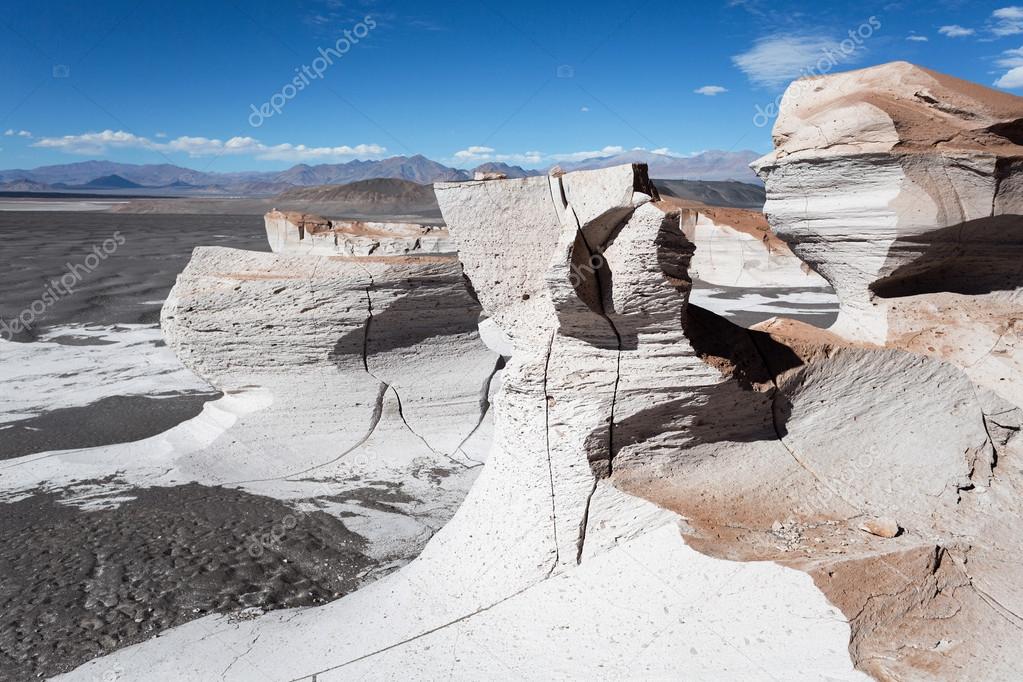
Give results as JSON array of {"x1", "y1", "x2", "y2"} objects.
[
  {"x1": 274, "y1": 178, "x2": 439, "y2": 212},
  {"x1": 77, "y1": 174, "x2": 145, "y2": 190},
  {"x1": 653, "y1": 179, "x2": 766, "y2": 209}
]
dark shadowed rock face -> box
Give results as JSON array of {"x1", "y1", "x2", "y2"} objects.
[{"x1": 0, "y1": 484, "x2": 371, "y2": 681}]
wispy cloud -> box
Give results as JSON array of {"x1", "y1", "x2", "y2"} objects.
[
  {"x1": 694, "y1": 85, "x2": 728, "y2": 96},
  {"x1": 447, "y1": 145, "x2": 706, "y2": 168},
  {"x1": 32, "y1": 130, "x2": 387, "y2": 161},
  {"x1": 995, "y1": 45, "x2": 1023, "y2": 88},
  {"x1": 454, "y1": 146, "x2": 499, "y2": 160},
  {"x1": 451, "y1": 146, "x2": 544, "y2": 166},
  {"x1": 4, "y1": 129, "x2": 33, "y2": 138},
  {"x1": 992, "y1": 6, "x2": 1023, "y2": 37},
  {"x1": 304, "y1": 0, "x2": 442, "y2": 34},
  {"x1": 732, "y1": 34, "x2": 866, "y2": 88},
  {"x1": 449, "y1": 145, "x2": 636, "y2": 167},
  {"x1": 938, "y1": 25, "x2": 975, "y2": 38},
  {"x1": 906, "y1": 34, "x2": 929, "y2": 42}
]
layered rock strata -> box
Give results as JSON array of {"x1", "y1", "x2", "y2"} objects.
[
  {"x1": 265, "y1": 210, "x2": 452, "y2": 257},
  {"x1": 752, "y1": 61, "x2": 1023, "y2": 406}
]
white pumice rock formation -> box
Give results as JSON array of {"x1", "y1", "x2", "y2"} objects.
[
  {"x1": 61, "y1": 164, "x2": 867, "y2": 680},
  {"x1": 265, "y1": 210, "x2": 452, "y2": 256},
  {"x1": 60, "y1": 65, "x2": 1023, "y2": 681},
  {"x1": 753, "y1": 61, "x2": 1023, "y2": 406}
]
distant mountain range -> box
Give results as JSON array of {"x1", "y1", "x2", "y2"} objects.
[
  {"x1": 653, "y1": 179, "x2": 766, "y2": 209},
  {"x1": 0, "y1": 150, "x2": 761, "y2": 197},
  {"x1": 275, "y1": 178, "x2": 441, "y2": 215},
  {"x1": 559, "y1": 149, "x2": 762, "y2": 182}
]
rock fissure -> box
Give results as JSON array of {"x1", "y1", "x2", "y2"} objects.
[
  {"x1": 360, "y1": 286, "x2": 475, "y2": 470},
  {"x1": 450, "y1": 356, "x2": 504, "y2": 466},
  {"x1": 551, "y1": 175, "x2": 627, "y2": 563},
  {"x1": 541, "y1": 331, "x2": 561, "y2": 574}
]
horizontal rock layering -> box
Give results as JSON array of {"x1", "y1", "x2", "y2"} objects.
[{"x1": 753, "y1": 60, "x2": 1023, "y2": 406}]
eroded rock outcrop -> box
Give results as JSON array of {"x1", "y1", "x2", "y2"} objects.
[
  {"x1": 753, "y1": 61, "x2": 1023, "y2": 406},
  {"x1": 265, "y1": 210, "x2": 452, "y2": 256},
  {"x1": 437, "y1": 107, "x2": 1023, "y2": 678},
  {"x1": 66, "y1": 164, "x2": 865, "y2": 681},
  {"x1": 62, "y1": 65, "x2": 1023, "y2": 680},
  {"x1": 153, "y1": 238, "x2": 500, "y2": 568}
]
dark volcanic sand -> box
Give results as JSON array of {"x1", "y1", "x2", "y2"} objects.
[
  {"x1": 0, "y1": 392, "x2": 223, "y2": 460},
  {"x1": 0, "y1": 212, "x2": 269, "y2": 342},
  {"x1": 0, "y1": 483, "x2": 372, "y2": 681},
  {"x1": 0, "y1": 211, "x2": 267, "y2": 456}
]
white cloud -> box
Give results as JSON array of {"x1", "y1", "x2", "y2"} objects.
[
  {"x1": 255, "y1": 143, "x2": 387, "y2": 162},
  {"x1": 453, "y1": 146, "x2": 496, "y2": 160},
  {"x1": 996, "y1": 66, "x2": 1023, "y2": 87},
  {"x1": 939, "y1": 25, "x2": 975, "y2": 38},
  {"x1": 552, "y1": 146, "x2": 625, "y2": 162},
  {"x1": 32, "y1": 129, "x2": 386, "y2": 161},
  {"x1": 997, "y1": 45, "x2": 1023, "y2": 67},
  {"x1": 4, "y1": 129, "x2": 32, "y2": 138},
  {"x1": 451, "y1": 146, "x2": 544, "y2": 165},
  {"x1": 448, "y1": 145, "x2": 633, "y2": 168},
  {"x1": 580, "y1": 106, "x2": 590, "y2": 112},
  {"x1": 906, "y1": 35, "x2": 929, "y2": 42},
  {"x1": 995, "y1": 45, "x2": 1023, "y2": 88},
  {"x1": 732, "y1": 34, "x2": 865, "y2": 88},
  {"x1": 155, "y1": 131, "x2": 168, "y2": 138},
  {"x1": 694, "y1": 85, "x2": 728, "y2": 96},
  {"x1": 992, "y1": 6, "x2": 1023, "y2": 37}
]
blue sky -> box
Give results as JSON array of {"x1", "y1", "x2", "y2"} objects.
[{"x1": 1, "y1": 0, "x2": 1021, "y2": 171}]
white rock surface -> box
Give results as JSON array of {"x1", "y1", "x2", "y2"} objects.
[{"x1": 59, "y1": 493, "x2": 863, "y2": 682}]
